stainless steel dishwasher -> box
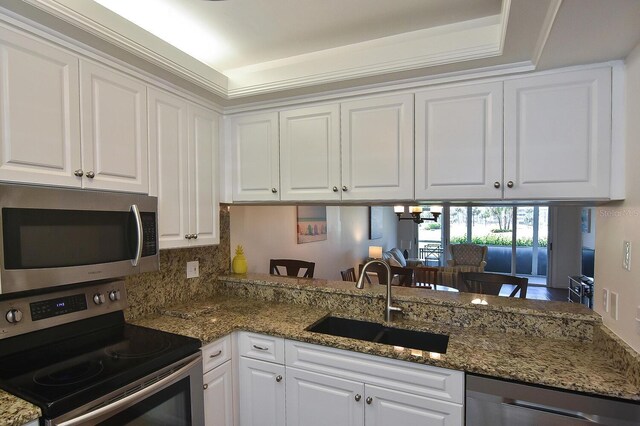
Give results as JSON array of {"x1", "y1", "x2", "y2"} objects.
[{"x1": 466, "y1": 374, "x2": 640, "y2": 426}]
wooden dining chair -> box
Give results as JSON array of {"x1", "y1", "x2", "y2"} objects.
[
  {"x1": 460, "y1": 272, "x2": 528, "y2": 298},
  {"x1": 359, "y1": 263, "x2": 414, "y2": 286},
  {"x1": 340, "y1": 267, "x2": 357, "y2": 282},
  {"x1": 413, "y1": 266, "x2": 439, "y2": 289},
  {"x1": 269, "y1": 259, "x2": 315, "y2": 278}
]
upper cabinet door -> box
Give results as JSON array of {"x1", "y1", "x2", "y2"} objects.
[
  {"x1": 80, "y1": 60, "x2": 148, "y2": 193},
  {"x1": 230, "y1": 112, "x2": 280, "y2": 201},
  {"x1": 504, "y1": 68, "x2": 612, "y2": 200},
  {"x1": 341, "y1": 94, "x2": 414, "y2": 201},
  {"x1": 415, "y1": 82, "x2": 503, "y2": 200},
  {"x1": 188, "y1": 103, "x2": 219, "y2": 246},
  {"x1": 0, "y1": 25, "x2": 81, "y2": 188},
  {"x1": 279, "y1": 104, "x2": 341, "y2": 201},
  {"x1": 148, "y1": 88, "x2": 190, "y2": 249}
]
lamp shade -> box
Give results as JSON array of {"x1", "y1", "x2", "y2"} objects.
[
  {"x1": 368, "y1": 246, "x2": 383, "y2": 259},
  {"x1": 430, "y1": 205, "x2": 443, "y2": 214},
  {"x1": 409, "y1": 206, "x2": 423, "y2": 214},
  {"x1": 393, "y1": 205, "x2": 405, "y2": 214}
]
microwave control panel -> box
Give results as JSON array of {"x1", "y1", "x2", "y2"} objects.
[{"x1": 141, "y1": 212, "x2": 157, "y2": 256}]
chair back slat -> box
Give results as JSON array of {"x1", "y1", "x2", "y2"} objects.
[
  {"x1": 460, "y1": 272, "x2": 528, "y2": 298},
  {"x1": 340, "y1": 267, "x2": 357, "y2": 282},
  {"x1": 413, "y1": 266, "x2": 439, "y2": 288},
  {"x1": 269, "y1": 259, "x2": 315, "y2": 278}
]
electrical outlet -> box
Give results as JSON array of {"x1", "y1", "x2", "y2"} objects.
[
  {"x1": 602, "y1": 288, "x2": 610, "y2": 313},
  {"x1": 610, "y1": 291, "x2": 619, "y2": 320},
  {"x1": 186, "y1": 261, "x2": 199, "y2": 279},
  {"x1": 623, "y1": 241, "x2": 632, "y2": 271}
]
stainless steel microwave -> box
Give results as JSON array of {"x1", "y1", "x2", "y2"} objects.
[{"x1": 0, "y1": 184, "x2": 159, "y2": 294}]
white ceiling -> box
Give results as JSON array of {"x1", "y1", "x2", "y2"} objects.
[{"x1": 10, "y1": 0, "x2": 640, "y2": 104}]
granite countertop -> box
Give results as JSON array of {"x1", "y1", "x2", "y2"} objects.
[
  {"x1": 134, "y1": 294, "x2": 640, "y2": 402},
  {"x1": 0, "y1": 391, "x2": 40, "y2": 426}
]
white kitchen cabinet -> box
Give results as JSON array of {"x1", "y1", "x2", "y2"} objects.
[
  {"x1": 230, "y1": 112, "x2": 280, "y2": 201},
  {"x1": 279, "y1": 104, "x2": 341, "y2": 201},
  {"x1": 80, "y1": 59, "x2": 149, "y2": 193},
  {"x1": 0, "y1": 24, "x2": 81, "y2": 188},
  {"x1": 415, "y1": 82, "x2": 504, "y2": 200},
  {"x1": 238, "y1": 357, "x2": 286, "y2": 426},
  {"x1": 366, "y1": 384, "x2": 463, "y2": 426},
  {"x1": 340, "y1": 93, "x2": 414, "y2": 201},
  {"x1": 286, "y1": 367, "x2": 364, "y2": 426},
  {"x1": 202, "y1": 336, "x2": 234, "y2": 426},
  {"x1": 504, "y1": 67, "x2": 612, "y2": 200},
  {"x1": 149, "y1": 88, "x2": 219, "y2": 248},
  {"x1": 285, "y1": 340, "x2": 464, "y2": 426},
  {"x1": 204, "y1": 360, "x2": 234, "y2": 426}
]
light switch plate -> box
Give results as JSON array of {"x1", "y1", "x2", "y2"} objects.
[
  {"x1": 602, "y1": 288, "x2": 609, "y2": 313},
  {"x1": 186, "y1": 261, "x2": 199, "y2": 279},
  {"x1": 610, "y1": 291, "x2": 619, "y2": 320},
  {"x1": 623, "y1": 241, "x2": 631, "y2": 271}
]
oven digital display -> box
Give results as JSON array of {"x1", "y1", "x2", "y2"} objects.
[{"x1": 30, "y1": 294, "x2": 87, "y2": 321}]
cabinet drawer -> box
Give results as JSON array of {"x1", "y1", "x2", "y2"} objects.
[
  {"x1": 238, "y1": 332, "x2": 285, "y2": 364},
  {"x1": 202, "y1": 335, "x2": 232, "y2": 373},
  {"x1": 286, "y1": 340, "x2": 464, "y2": 404}
]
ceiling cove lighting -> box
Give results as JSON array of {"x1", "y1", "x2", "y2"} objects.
[
  {"x1": 394, "y1": 205, "x2": 441, "y2": 224},
  {"x1": 94, "y1": 0, "x2": 231, "y2": 66}
]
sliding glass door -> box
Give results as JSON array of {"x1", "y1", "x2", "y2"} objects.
[{"x1": 419, "y1": 206, "x2": 550, "y2": 285}]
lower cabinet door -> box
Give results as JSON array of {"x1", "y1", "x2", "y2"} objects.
[
  {"x1": 286, "y1": 367, "x2": 364, "y2": 426},
  {"x1": 239, "y1": 357, "x2": 286, "y2": 426},
  {"x1": 203, "y1": 360, "x2": 233, "y2": 426},
  {"x1": 365, "y1": 384, "x2": 463, "y2": 426}
]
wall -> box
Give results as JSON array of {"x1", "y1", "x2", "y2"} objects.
[
  {"x1": 595, "y1": 41, "x2": 640, "y2": 353},
  {"x1": 230, "y1": 205, "x2": 398, "y2": 280},
  {"x1": 125, "y1": 207, "x2": 231, "y2": 320}
]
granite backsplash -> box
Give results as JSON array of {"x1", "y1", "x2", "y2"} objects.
[{"x1": 124, "y1": 205, "x2": 231, "y2": 321}]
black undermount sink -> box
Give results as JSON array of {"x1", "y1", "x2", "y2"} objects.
[{"x1": 305, "y1": 316, "x2": 449, "y2": 354}]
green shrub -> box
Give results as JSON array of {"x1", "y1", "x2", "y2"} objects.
[
  {"x1": 425, "y1": 223, "x2": 441, "y2": 230},
  {"x1": 450, "y1": 234, "x2": 547, "y2": 247}
]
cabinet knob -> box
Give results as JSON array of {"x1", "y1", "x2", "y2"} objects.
[
  {"x1": 203, "y1": 384, "x2": 208, "y2": 390},
  {"x1": 366, "y1": 396, "x2": 373, "y2": 405},
  {"x1": 74, "y1": 169, "x2": 84, "y2": 177},
  {"x1": 354, "y1": 394, "x2": 361, "y2": 402},
  {"x1": 85, "y1": 171, "x2": 95, "y2": 179},
  {"x1": 493, "y1": 181, "x2": 501, "y2": 189},
  {"x1": 192, "y1": 233, "x2": 198, "y2": 239},
  {"x1": 507, "y1": 180, "x2": 514, "y2": 188},
  {"x1": 342, "y1": 186, "x2": 348, "y2": 192},
  {"x1": 185, "y1": 234, "x2": 193, "y2": 240},
  {"x1": 275, "y1": 375, "x2": 283, "y2": 382},
  {"x1": 271, "y1": 188, "x2": 278, "y2": 193},
  {"x1": 332, "y1": 186, "x2": 338, "y2": 192}
]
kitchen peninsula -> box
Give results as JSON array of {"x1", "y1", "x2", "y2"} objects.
[{"x1": 2, "y1": 273, "x2": 640, "y2": 425}]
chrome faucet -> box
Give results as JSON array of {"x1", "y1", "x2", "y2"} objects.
[{"x1": 356, "y1": 260, "x2": 402, "y2": 322}]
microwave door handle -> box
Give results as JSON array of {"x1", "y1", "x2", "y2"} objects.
[
  {"x1": 55, "y1": 356, "x2": 201, "y2": 426},
  {"x1": 130, "y1": 204, "x2": 143, "y2": 267}
]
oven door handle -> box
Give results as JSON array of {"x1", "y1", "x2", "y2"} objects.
[
  {"x1": 130, "y1": 204, "x2": 143, "y2": 267},
  {"x1": 57, "y1": 356, "x2": 201, "y2": 426}
]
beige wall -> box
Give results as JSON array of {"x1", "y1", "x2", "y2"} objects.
[
  {"x1": 595, "y1": 42, "x2": 640, "y2": 353},
  {"x1": 230, "y1": 205, "x2": 398, "y2": 280}
]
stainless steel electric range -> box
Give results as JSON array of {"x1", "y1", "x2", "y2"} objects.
[{"x1": 0, "y1": 280, "x2": 204, "y2": 425}]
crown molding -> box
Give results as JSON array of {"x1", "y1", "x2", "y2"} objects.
[{"x1": 225, "y1": 14, "x2": 507, "y2": 98}]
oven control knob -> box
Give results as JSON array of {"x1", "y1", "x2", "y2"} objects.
[
  {"x1": 108, "y1": 290, "x2": 121, "y2": 302},
  {"x1": 93, "y1": 293, "x2": 106, "y2": 305},
  {"x1": 5, "y1": 309, "x2": 23, "y2": 324}
]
